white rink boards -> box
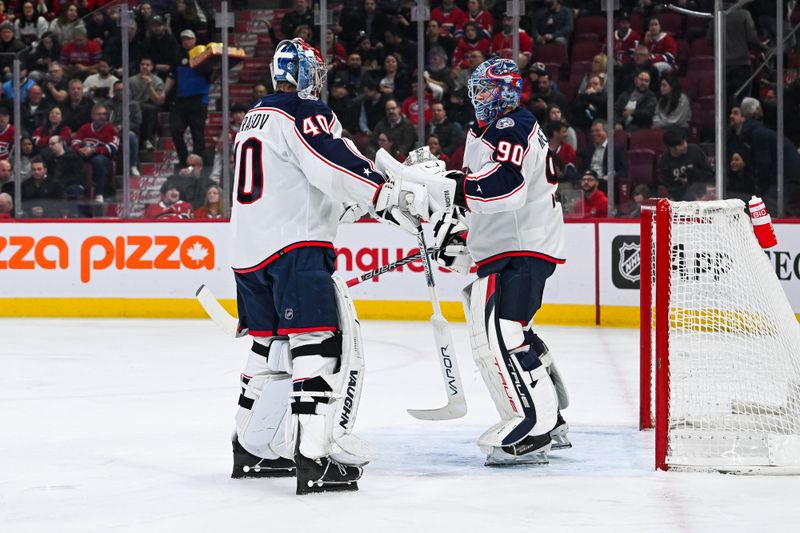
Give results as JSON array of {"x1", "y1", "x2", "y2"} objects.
[{"x1": 2, "y1": 318, "x2": 800, "y2": 532}]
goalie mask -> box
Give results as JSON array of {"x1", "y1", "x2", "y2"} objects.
[
  {"x1": 271, "y1": 38, "x2": 327, "y2": 99},
  {"x1": 467, "y1": 58, "x2": 522, "y2": 125}
]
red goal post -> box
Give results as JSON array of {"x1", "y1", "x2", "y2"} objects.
[{"x1": 639, "y1": 199, "x2": 800, "y2": 473}]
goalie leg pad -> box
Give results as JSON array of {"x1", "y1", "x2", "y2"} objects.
[
  {"x1": 523, "y1": 330, "x2": 572, "y2": 449},
  {"x1": 286, "y1": 275, "x2": 376, "y2": 468},
  {"x1": 462, "y1": 275, "x2": 558, "y2": 452},
  {"x1": 234, "y1": 337, "x2": 296, "y2": 473}
]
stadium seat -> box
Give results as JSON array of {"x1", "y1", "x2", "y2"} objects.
[
  {"x1": 536, "y1": 43, "x2": 568, "y2": 64},
  {"x1": 686, "y1": 56, "x2": 715, "y2": 76},
  {"x1": 675, "y1": 38, "x2": 690, "y2": 73},
  {"x1": 697, "y1": 76, "x2": 715, "y2": 97},
  {"x1": 690, "y1": 38, "x2": 714, "y2": 57},
  {"x1": 655, "y1": 12, "x2": 684, "y2": 37},
  {"x1": 614, "y1": 129, "x2": 630, "y2": 151},
  {"x1": 630, "y1": 13, "x2": 645, "y2": 34},
  {"x1": 574, "y1": 127, "x2": 587, "y2": 153},
  {"x1": 630, "y1": 129, "x2": 667, "y2": 156},
  {"x1": 572, "y1": 41, "x2": 604, "y2": 62},
  {"x1": 573, "y1": 33, "x2": 600, "y2": 43},
  {"x1": 574, "y1": 16, "x2": 607, "y2": 40},
  {"x1": 627, "y1": 149, "x2": 657, "y2": 185},
  {"x1": 690, "y1": 96, "x2": 716, "y2": 141}
]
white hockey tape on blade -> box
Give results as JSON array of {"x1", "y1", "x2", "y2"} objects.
[{"x1": 196, "y1": 284, "x2": 241, "y2": 337}]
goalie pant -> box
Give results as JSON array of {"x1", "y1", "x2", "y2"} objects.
[{"x1": 233, "y1": 247, "x2": 375, "y2": 469}]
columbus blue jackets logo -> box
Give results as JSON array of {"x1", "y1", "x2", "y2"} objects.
[{"x1": 496, "y1": 117, "x2": 515, "y2": 129}]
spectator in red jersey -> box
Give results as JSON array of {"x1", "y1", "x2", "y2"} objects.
[
  {"x1": 452, "y1": 21, "x2": 490, "y2": 69},
  {"x1": 570, "y1": 170, "x2": 608, "y2": 218},
  {"x1": 0, "y1": 106, "x2": 15, "y2": 160},
  {"x1": 491, "y1": 15, "x2": 533, "y2": 61},
  {"x1": 464, "y1": 0, "x2": 493, "y2": 37},
  {"x1": 193, "y1": 184, "x2": 225, "y2": 219},
  {"x1": 643, "y1": 17, "x2": 678, "y2": 75},
  {"x1": 60, "y1": 27, "x2": 102, "y2": 78},
  {"x1": 72, "y1": 102, "x2": 118, "y2": 202},
  {"x1": 144, "y1": 180, "x2": 193, "y2": 219},
  {"x1": 611, "y1": 12, "x2": 641, "y2": 66},
  {"x1": 531, "y1": 0, "x2": 573, "y2": 46},
  {"x1": 33, "y1": 105, "x2": 72, "y2": 152},
  {"x1": 324, "y1": 28, "x2": 347, "y2": 69},
  {"x1": 401, "y1": 78, "x2": 433, "y2": 126},
  {"x1": 431, "y1": 0, "x2": 467, "y2": 37}
]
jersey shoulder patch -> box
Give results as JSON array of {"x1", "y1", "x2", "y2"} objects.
[{"x1": 484, "y1": 107, "x2": 536, "y2": 148}]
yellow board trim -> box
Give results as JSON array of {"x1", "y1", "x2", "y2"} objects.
[{"x1": 2, "y1": 299, "x2": 797, "y2": 328}]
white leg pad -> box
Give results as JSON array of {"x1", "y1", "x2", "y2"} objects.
[
  {"x1": 286, "y1": 275, "x2": 377, "y2": 466},
  {"x1": 462, "y1": 277, "x2": 558, "y2": 448},
  {"x1": 236, "y1": 339, "x2": 293, "y2": 460},
  {"x1": 539, "y1": 351, "x2": 570, "y2": 410}
]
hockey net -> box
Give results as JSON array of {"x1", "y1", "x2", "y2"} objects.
[{"x1": 639, "y1": 199, "x2": 800, "y2": 473}]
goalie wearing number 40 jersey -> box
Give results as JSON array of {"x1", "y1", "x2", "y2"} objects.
[
  {"x1": 427, "y1": 57, "x2": 571, "y2": 466},
  {"x1": 228, "y1": 38, "x2": 420, "y2": 495}
]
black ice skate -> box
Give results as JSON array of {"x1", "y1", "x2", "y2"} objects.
[
  {"x1": 549, "y1": 412, "x2": 572, "y2": 450},
  {"x1": 295, "y1": 453, "x2": 362, "y2": 495},
  {"x1": 231, "y1": 437, "x2": 295, "y2": 479},
  {"x1": 485, "y1": 432, "x2": 552, "y2": 466}
]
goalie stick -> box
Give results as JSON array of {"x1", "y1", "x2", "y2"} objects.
[
  {"x1": 196, "y1": 248, "x2": 439, "y2": 336},
  {"x1": 406, "y1": 226, "x2": 467, "y2": 421}
]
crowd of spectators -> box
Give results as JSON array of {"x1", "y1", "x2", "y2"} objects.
[
  {"x1": 1, "y1": 0, "x2": 799, "y2": 219},
  {"x1": 0, "y1": 0, "x2": 221, "y2": 218}
]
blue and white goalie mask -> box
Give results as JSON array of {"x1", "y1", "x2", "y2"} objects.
[
  {"x1": 271, "y1": 38, "x2": 327, "y2": 99},
  {"x1": 467, "y1": 58, "x2": 522, "y2": 125}
]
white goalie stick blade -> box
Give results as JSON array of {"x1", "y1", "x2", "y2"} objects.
[
  {"x1": 406, "y1": 228, "x2": 467, "y2": 421},
  {"x1": 195, "y1": 284, "x2": 246, "y2": 337},
  {"x1": 406, "y1": 313, "x2": 468, "y2": 420}
]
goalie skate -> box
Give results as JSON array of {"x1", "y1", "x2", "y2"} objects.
[
  {"x1": 550, "y1": 412, "x2": 572, "y2": 450},
  {"x1": 296, "y1": 452, "x2": 363, "y2": 495},
  {"x1": 484, "y1": 433, "x2": 552, "y2": 466},
  {"x1": 231, "y1": 437, "x2": 295, "y2": 478}
]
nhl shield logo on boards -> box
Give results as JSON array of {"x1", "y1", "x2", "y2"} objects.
[{"x1": 612, "y1": 235, "x2": 641, "y2": 289}]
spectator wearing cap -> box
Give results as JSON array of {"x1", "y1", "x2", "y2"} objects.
[
  {"x1": 432, "y1": 0, "x2": 468, "y2": 37},
  {"x1": 570, "y1": 170, "x2": 608, "y2": 218},
  {"x1": 144, "y1": 180, "x2": 194, "y2": 219},
  {"x1": 15, "y1": 1, "x2": 49, "y2": 46},
  {"x1": 83, "y1": 58, "x2": 119, "y2": 103},
  {"x1": 453, "y1": 22, "x2": 491, "y2": 69},
  {"x1": 579, "y1": 119, "x2": 628, "y2": 180},
  {"x1": 614, "y1": 70, "x2": 657, "y2": 131},
  {"x1": 164, "y1": 29, "x2": 218, "y2": 168},
  {"x1": 491, "y1": 15, "x2": 533, "y2": 61},
  {"x1": 529, "y1": 70, "x2": 568, "y2": 123},
  {"x1": 611, "y1": 12, "x2": 641, "y2": 66},
  {"x1": 0, "y1": 106, "x2": 15, "y2": 160},
  {"x1": 0, "y1": 20, "x2": 25, "y2": 76},
  {"x1": 372, "y1": 99, "x2": 417, "y2": 157},
  {"x1": 658, "y1": 128, "x2": 714, "y2": 200},
  {"x1": 49, "y1": 3, "x2": 86, "y2": 45},
  {"x1": 130, "y1": 57, "x2": 166, "y2": 151},
  {"x1": 141, "y1": 15, "x2": 179, "y2": 79},
  {"x1": 85, "y1": 7, "x2": 116, "y2": 45},
  {"x1": 464, "y1": 0, "x2": 494, "y2": 37},
  {"x1": 531, "y1": 0, "x2": 573, "y2": 46}
]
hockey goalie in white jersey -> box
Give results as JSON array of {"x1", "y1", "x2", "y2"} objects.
[
  {"x1": 228, "y1": 38, "x2": 425, "y2": 494},
  {"x1": 400, "y1": 58, "x2": 571, "y2": 465}
]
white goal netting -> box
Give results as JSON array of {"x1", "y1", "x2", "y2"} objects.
[{"x1": 655, "y1": 200, "x2": 800, "y2": 472}]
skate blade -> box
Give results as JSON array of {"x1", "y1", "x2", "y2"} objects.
[
  {"x1": 296, "y1": 480, "x2": 359, "y2": 495},
  {"x1": 549, "y1": 423, "x2": 572, "y2": 450},
  {"x1": 485, "y1": 450, "x2": 549, "y2": 466},
  {"x1": 232, "y1": 465, "x2": 296, "y2": 479}
]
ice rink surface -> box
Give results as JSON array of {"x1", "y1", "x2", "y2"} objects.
[{"x1": 2, "y1": 318, "x2": 800, "y2": 532}]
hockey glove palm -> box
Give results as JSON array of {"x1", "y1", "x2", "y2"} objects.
[
  {"x1": 374, "y1": 173, "x2": 429, "y2": 234},
  {"x1": 431, "y1": 207, "x2": 472, "y2": 274}
]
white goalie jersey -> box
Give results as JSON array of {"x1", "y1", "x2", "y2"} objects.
[
  {"x1": 461, "y1": 107, "x2": 566, "y2": 268},
  {"x1": 230, "y1": 92, "x2": 385, "y2": 272}
]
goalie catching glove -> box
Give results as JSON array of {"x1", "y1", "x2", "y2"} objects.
[
  {"x1": 431, "y1": 206, "x2": 472, "y2": 274},
  {"x1": 373, "y1": 173, "x2": 430, "y2": 233}
]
